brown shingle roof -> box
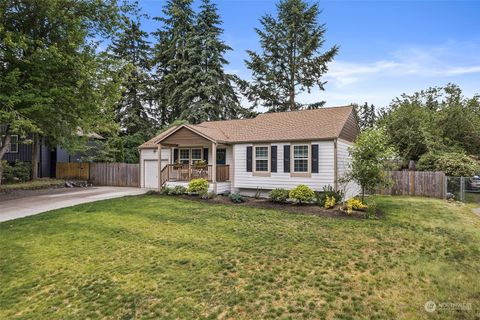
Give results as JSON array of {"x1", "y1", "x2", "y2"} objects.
[{"x1": 139, "y1": 105, "x2": 357, "y2": 148}]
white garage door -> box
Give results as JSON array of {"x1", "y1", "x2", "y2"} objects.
[{"x1": 144, "y1": 160, "x2": 158, "y2": 189}]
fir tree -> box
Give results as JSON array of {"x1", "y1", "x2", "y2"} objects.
[
  {"x1": 152, "y1": 0, "x2": 195, "y2": 125},
  {"x1": 355, "y1": 102, "x2": 377, "y2": 131},
  {"x1": 175, "y1": 0, "x2": 245, "y2": 123},
  {"x1": 244, "y1": 0, "x2": 338, "y2": 112},
  {"x1": 110, "y1": 16, "x2": 154, "y2": 136}
]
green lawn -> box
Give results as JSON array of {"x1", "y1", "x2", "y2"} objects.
[{"x1": 0, "y1": 196, "x2": 479, "y2": 319}]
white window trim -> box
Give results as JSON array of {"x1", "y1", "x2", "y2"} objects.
[
  {"x1": 291, "y1": 143, "x2": 311, "y2": 177},
  {"x1": 0, "y1": 135, "x2": 18, "y2": 154},
  {"x1": 253, "y1": 145, "x2": 270, "y2": 176}
]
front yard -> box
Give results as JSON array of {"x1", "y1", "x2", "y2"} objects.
[{"x1": 0, "y1": 195, "x2": 479, "y2": 319}]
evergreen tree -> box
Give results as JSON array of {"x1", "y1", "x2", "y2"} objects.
[
  {"x1": 175, "y1": 0, "x2": 245, "y2": 123},
  {"x1": 110, "y1": 16, "x2": 155, "y2": 136},
  {"x1": 354, "y1": 102, "x2": 377, "y2": 131},
  {"x1": 244, "y1": 0, "x2": 338, "y2": 112},
  {"x1": 152, "y1": 0, "x2": 195, "y2": 125}
]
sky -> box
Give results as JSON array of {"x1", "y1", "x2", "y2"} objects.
[{"x1": 138, "y1": 0, "x2": 480, "y2": 108}]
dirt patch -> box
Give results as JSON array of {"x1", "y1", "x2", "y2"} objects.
[{"x1": 177, "y1": 194, "x2": 368, "y2": 219}]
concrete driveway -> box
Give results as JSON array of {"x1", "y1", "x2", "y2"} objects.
[{"x1": 0, "y1": 187, "x2": 146, "y2": 223}]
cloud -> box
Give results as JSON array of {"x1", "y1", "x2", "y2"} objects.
[{"x1": 326, "y1": 42, "x2": 480, "y2": 88}]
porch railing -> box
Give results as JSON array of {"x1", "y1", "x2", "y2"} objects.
[{"x1": 163, "y1": 164, "x2": 229, "y2": 182}]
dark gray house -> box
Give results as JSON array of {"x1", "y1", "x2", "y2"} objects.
[{"x1": 1, "y1": 128, "x2": 104, "y2": 178}]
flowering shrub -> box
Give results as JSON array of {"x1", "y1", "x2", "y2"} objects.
[
  {"x1": 345, "y1": 198, "x2": 367, "y2": 214},
  {"x1": 324, "y1": 195, "x2": 336, "y2": 209}
]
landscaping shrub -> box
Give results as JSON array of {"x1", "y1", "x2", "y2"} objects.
[
  {"x1": 161, "y1": 186, "x2": 174, "y2": 195},
  {"x1": 1, "y1": 160, "x2": 15, "y2": 184},
  {"x1": 315, "y1": 185, "x2": 343, "y2": 206},
  {"x1": 1, "y1": 160, "x2": 31, "y2": 184},
  {"x1": 418, "y1": 151, "x2": 479, "y2": 176},
  {"x1": 345, "y1": 198, "x2": 367, "y2": 214},
  {"x1": 187, "y1": 178, "x2": 209, "y2": 194},
  {"x1": 268, "y1": 188, "x2": 289, "y2": 203},
  {"x1": 229, "y1": 192, "x2": 245, "y2": 203},
  {"x1": 289, "y1": 185, "x2": 314, "y2": 204},
  {"x1": 13, "y1": 160, "x2": 31, "y2": 182},
  {"x1": 172, "y1": 185, "x2": 186, "y2": 195},
  {"x1": 324, "y1": 195, "x2": 336, "y2": 209}
]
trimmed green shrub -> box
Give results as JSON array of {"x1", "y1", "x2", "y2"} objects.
[
  {"x1": 1, "y1": 160, "x2": 15, "y2": 184},
  {"x1": 289, "y1": 185, "x2": 315, "y2": 204},
  {"x1": 229, "y1": 192, "x2": 245, "y2": 203},
  {"x1": 13, "y1": 160, "x2": 31, "y2": 182},
  {"x1": 268, "y1": 188, "x2": 289, "y2": 203},
  {"x1": 172, "y1": 185, "x2": 186, "y2": 195},
  {"x1": 187, "y1": 178, "x2": 209, "y2": 194}
]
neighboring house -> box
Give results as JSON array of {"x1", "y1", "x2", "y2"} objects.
[
  {"x1": 1, "y1": 126, "x2": 104, "y2": 178},
  {"x1": 139, "y1": 105, "x2": 361, "y2": 198}
]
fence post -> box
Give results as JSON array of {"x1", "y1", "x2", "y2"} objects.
[
  {"x1": 444, "y1": 175, "x2": 448, "y2": 199},
  {"x1": 460, "y1": 176, "x2": 465, "y2": 202}
]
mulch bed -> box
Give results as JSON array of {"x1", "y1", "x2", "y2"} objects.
[{"x1": 177, "y1": 194, "x2": 368, "y2": 219}]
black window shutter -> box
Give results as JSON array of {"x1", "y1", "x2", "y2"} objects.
[
  {"x1": 173, "y1": 148, "x2": 178, "y2": 162},
  {"x1": 271, "y1": 146, "x2": 277, "y2": 172},
  {"x1": 283, "y1": 145, "x2": 290, "y2": 173},
  {"x1": 246, "y1": 146, "x2": 252, "y2": 172},
  {"x1": 203, "y1": 148, "x2": 209, "y2": 163},
  {"x1": 311, "y1": 144, "x2": 319, "y2": 173}
]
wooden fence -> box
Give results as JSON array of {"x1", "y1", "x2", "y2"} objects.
[
  {"x1": 56, "y1": 162, "x2": 139, "y2": 187},
  {"x1": 378, "y1": 170, "x2": 446, "y2": 199}
]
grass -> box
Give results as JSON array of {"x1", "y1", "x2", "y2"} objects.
[
  {"x1": 0, "y1": 179, "x2": 65, "y2": 191},
  {"x1": 0, "y1": 195, "x2": 479, "y2": 319}
]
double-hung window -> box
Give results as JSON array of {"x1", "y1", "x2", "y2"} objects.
[
  {"x1": 178, "y1": 148, "x2": 203, "y2": 165},
  {"x1": 179, "y1": 149, "x2": 190, "y2": 165},
  {"x1": 191, "y1": 148, "x2": 202, "y2": 164},
  {"x1": 255, "y1": 146, "x2": 269, "y2": 172},
  {"x1": 293, "y1": 145, "x2": 309, "y2": 173}
]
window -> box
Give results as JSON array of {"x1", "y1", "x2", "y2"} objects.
[
  {"x1": 255, "y1": 146, "x2": 269, "y2": 172},
  {"x1": 179, "y1": 149, "x2": 190, "y2": 164},
  {"x1": 293, "y1": 145, "x2": 309, "y2": 172},
  {"x1": 178, "y1": 148, "x2": 203, "y2": 165},
  {"x1": 191, "y1": 148, "x2": 202, "y2": 163},
  {"x1": 0, "y1": 135, "x2": 18, "y2": 153}
]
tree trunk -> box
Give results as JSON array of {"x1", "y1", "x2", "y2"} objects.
[
  {"x1": 0, "y1": 130, "x2": 12, "y2": 186},
  {"x1": 31, "y1": 133, "x2": 39, "y2": 180}
]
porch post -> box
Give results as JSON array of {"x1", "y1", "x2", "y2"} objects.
[
  {"x1": 211, "y1": 142, "x2": 217, "y2": 193},
  {"x1": 157, "y1": 143, "x2": 162, "y2": 191}
]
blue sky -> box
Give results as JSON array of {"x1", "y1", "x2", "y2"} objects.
[{"x1": 138, "y1": 0, "x2": 480, "y2": 108}]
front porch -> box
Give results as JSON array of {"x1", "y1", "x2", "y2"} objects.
[
  {"x1": 161, "y1": 164, "x2": 230, "y2": 183},
  {"x1": 153, "y1": 124, "x2": 233, "y2": 193}
]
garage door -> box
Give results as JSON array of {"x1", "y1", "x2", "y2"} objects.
[{"x1": 144, "y1": 160, "x2": 158, "y2": 189}]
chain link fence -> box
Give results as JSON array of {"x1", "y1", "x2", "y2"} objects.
[{"x1": 446, "y1": 176, "x2": 480, "y2": 203}]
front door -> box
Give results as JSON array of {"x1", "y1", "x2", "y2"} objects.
[{"x1": 216, "y1": 149, "x2": 226, "y2": 165}]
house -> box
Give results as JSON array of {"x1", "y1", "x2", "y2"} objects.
[
  {"x1": 139, "y1": 105, "x2": 361, "y2": 198},
  {"x1": 1, "y1": 126, "x2": 104, "y2": 178}
]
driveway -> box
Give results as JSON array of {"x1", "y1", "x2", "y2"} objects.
[{"x1": 0, "y1": 187, "x2": 146, "y2": 223}]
